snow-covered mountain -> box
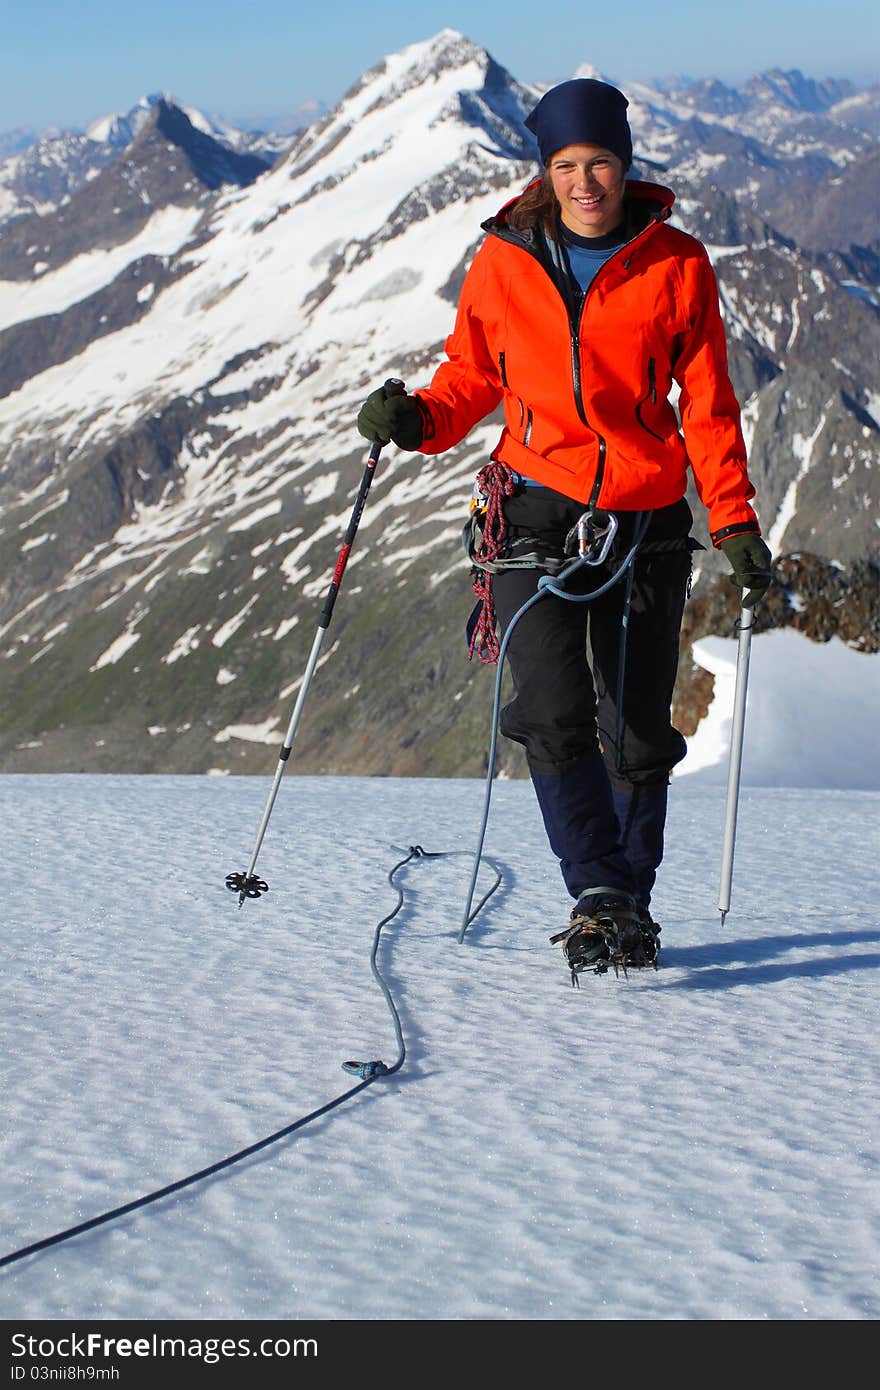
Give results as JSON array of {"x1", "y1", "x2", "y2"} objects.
[
  {"x1": 0, "y1": 131, "x2": 119, "y2": 223},
  {"x1": 0, "y1": 125, "x2": 52, "y2": 159},
  {"x1": 0, "y1": 94, "x2": 288, "y2": 226},
  {"x1": 86, "y1": 92, "x2": 293, "y2": 161},
  {"x1": 0, "y1": 30, "x2": 877, "y2": 777}
]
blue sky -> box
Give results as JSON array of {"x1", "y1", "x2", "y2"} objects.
[{"x1": 4, "y1": 0, "x2": 878, "y2": 133}]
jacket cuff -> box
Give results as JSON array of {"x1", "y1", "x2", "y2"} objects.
[
  {"x1": 414, "y1": 395, "x2": 435, "y2": 444},
  {"x1": 711, "y1": 520, "x2": 761, "y2": 548}
]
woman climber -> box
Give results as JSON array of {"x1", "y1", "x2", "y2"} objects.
[{"x1": 357, "y1": 77, "x2": 772, "y2": 981}]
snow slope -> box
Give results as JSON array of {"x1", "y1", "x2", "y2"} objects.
[
  {"x1": 682, "y1": 629, "x2": 880, "y2": 788},
  {"x1": 0, "y1": 206, "x2": 205, "y2": 333},
  {"x1": 0, "y1": 773, "x2": 877, "y2": 1320}
]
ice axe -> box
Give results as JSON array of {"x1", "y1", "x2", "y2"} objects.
[
  {"x1": 225, "y1": 379, "x2": 404, "y2": 906},
  {"x1": 718, "y1": 603, "x2": 753, "y2": 924}
]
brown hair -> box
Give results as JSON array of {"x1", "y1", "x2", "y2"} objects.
[{"x1": 506, "y1": 171, "x2": 558, "y2": 234}]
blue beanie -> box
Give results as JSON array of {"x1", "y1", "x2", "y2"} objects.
[{"x1": 525, "y1": 79, "x2": 633, "y2": 168}]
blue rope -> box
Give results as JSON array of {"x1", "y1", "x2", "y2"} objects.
[
  {"x1": 343, "y1": 843, "x2": 503, "y2": 1075},
  {"x1": 1, "y1": 844, "x2": 502, "y2": 1272},
  {"x1": 0, "y1": 1075, "x2": 377, "y2": 1271},
  {"x1": 458, "y1": 513, "x2": 651, "y2": 942},
  {"x1": 341, "y1": 845, "x2": 418, "y2": 1081}
]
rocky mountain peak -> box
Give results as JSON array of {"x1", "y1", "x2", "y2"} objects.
[
  {"x1": 86, "y1": 94, "x2": 172, "y2": 147},
  {"x1": 383, "y1": 28, "x2": 496, "y2": 82},
  {"x1": 334, "y1": 29, "x2": 522, "y2": 124},
  {"x1": 0, "y1": 98, "x2": 273, "y2": 282},
  {"x1": 282, "y1": 29, "x2": 537, "y2": 187},
  {"x1": 743, "y1": 68, "x2": 854, "y2": 114},
  {"x1": 678, "y1": 77, "x2": 746, "y2": 116},
  {"x1": 138, "y1": 98, "x2": 272, "y2": 188}
]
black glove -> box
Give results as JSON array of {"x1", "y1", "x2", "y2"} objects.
[
  {"x1": 357, "y1": 379, "x2": 423, "y2": 450},
  {"x1": 719, "y1": 532, "x2": 773, "y2": 607}
]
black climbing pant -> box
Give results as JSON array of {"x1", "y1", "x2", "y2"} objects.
[{"x1": 490, "y1": 487, "x2": 695, "y2": 905}]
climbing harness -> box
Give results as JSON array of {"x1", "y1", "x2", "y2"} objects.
[
  {"x1": 0, "y1": 844, "x2": 502, "y2": 1272},
  {"x1": 464, "y1": 462, "x2": 609, "y2": 663}
]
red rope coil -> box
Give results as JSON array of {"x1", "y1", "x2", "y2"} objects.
[{"x1": 466, "y1": 462, "x2": 520, "y2": 665}]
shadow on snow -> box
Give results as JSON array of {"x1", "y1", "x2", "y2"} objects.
[{"x1": 660, "y1": 927, "x2": 880, "y2": 990}]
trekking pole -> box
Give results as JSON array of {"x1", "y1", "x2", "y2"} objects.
[
  {"x1": 718, "y1": 603, "x2": 754, "y2": 924},
  {"x1": 225, "y1": 380, "x2": 404, "y2": 906}
]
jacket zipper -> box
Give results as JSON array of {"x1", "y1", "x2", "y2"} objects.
[
  {"x1": 570, "y1": 289, "x2": 606, "y2": 505},
  {"x1": 567, "y1": 241, "x2": 645, "y2": 506},
  {"x1": 487, "y1": 214, "x2": 667, "y2": 509},
  {"x1": 523, "y1": 407, "x2": 533, "y2": 447},
  {"x1": 499, "y1": 351, "x2": 509, "y2": 387},
  {"x1": 635, "y1": 357, "x2": 665, "y2": 442}
]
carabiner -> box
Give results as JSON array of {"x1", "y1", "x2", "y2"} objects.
[{"x1": 576, "y1": 509, "x2": 618, "y2": 566}]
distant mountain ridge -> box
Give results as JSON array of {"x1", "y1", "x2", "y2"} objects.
[
  {"x1": 0, "y1": 31, "x2": 877, "y2": 776},
  {"x1": 0, "y1": 94, "x2": 289, "y2": 226},
  {"x1": 0, "y1": 99, "x2": 274, "y2": 286}
]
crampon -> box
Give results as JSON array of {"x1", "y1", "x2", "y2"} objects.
[{"x1": 550, "y1": 901, "x2": 660, "y2": 987}]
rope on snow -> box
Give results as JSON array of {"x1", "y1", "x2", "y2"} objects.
[{"x1": 0, "y1": 845, "x2": 502, "y2": 1272}]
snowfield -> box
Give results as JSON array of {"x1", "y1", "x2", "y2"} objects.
[
  {"x1": 684, "y1": 628, "x2": 880, "y2": 788},
  {"x1": 1, "y1": 772, "x2": 877, "y2": 1320}
]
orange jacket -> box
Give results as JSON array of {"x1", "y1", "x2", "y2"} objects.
[{"x1": 414, "y1": 180, "x2": 759, "y2": 545}]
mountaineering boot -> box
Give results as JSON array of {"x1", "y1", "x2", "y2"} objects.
[
  {"x1": 550, "y1": 888, "x2": 646, "y2": 985},
  {"x1": 633, "y1": 905, "x2": 661, "y2": 969}
]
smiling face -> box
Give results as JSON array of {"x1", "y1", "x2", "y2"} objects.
[{"x1": 547, "y1": 143, "x2": 627, "y2": 237}]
